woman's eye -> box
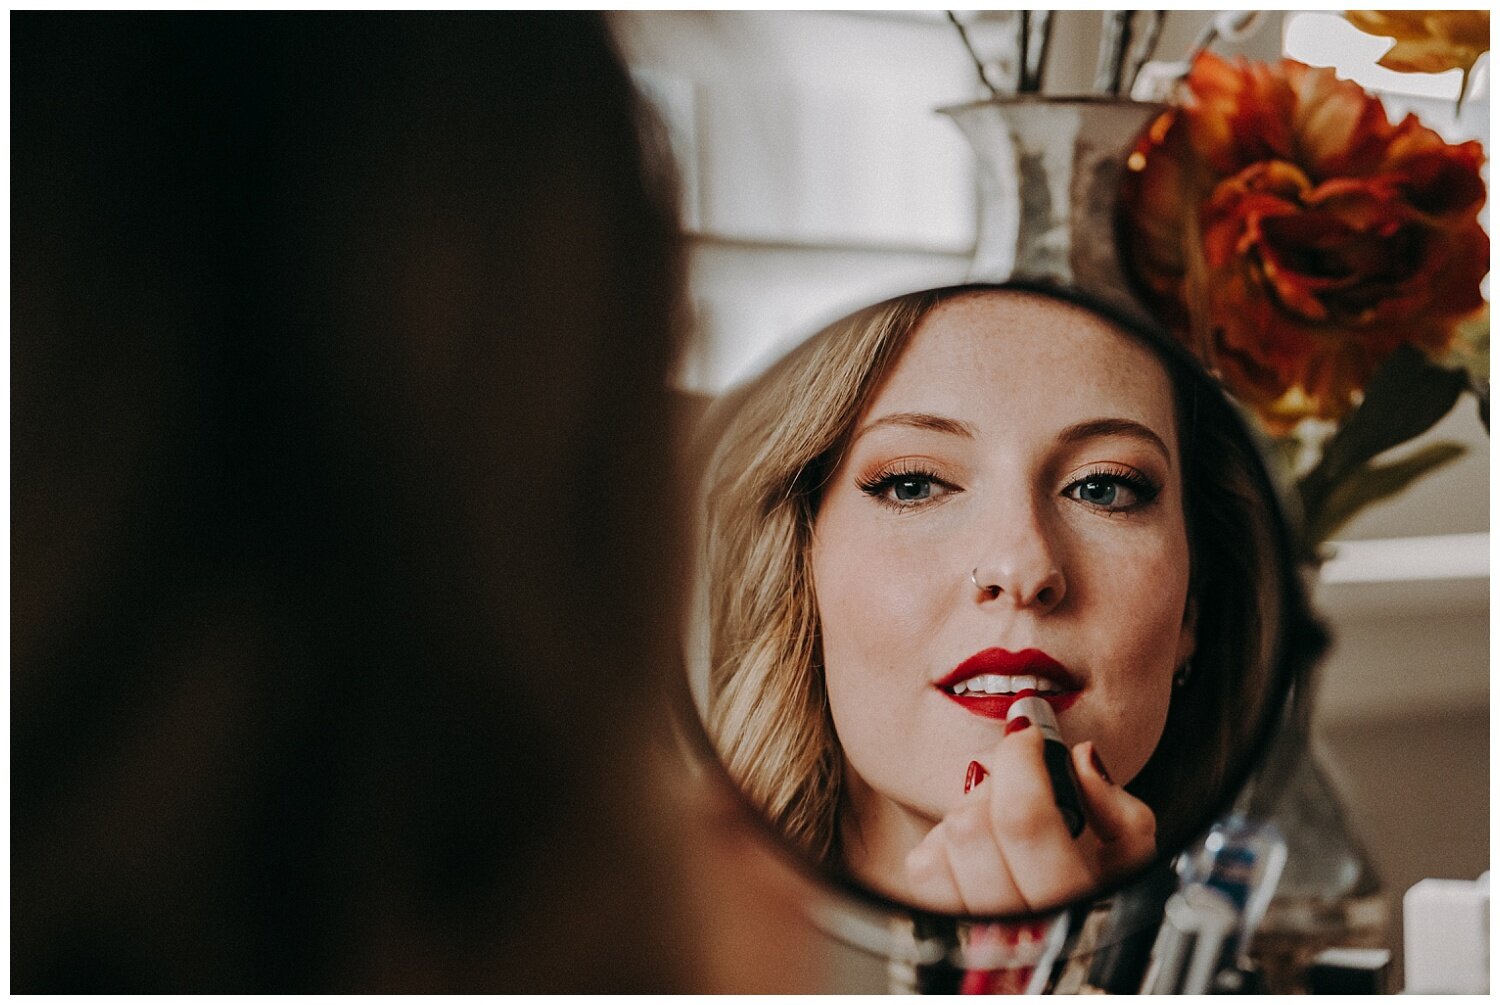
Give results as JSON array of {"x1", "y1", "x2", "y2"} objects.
[
  {"x1": 891, "y1": 476, "x2": 934, "y2": 502},
  {"x1": 1075, "y1": 478, "x2": 1124, "y2": 507},
  {"x1": 858, "y1": 470, "x2": 956, "y2": 508},
  {"x1": 1064, "y1": 471, "x2": 1158, "y2": 512}
]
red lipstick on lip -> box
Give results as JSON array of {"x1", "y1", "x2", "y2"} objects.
[{"x1": 935, "y1": 647, "x2": 1081, "y2": 719}]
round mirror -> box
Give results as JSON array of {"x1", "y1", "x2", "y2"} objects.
[{"x1": 682, "y1": 279, "x2": 1323, "y2": 981}]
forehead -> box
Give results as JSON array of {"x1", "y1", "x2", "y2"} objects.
[{"x1": 867, "y1": 292, "x2": 1180, "y2": 438}]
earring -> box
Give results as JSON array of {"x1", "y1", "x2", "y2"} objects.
[{"x1": 1174, "y1": 660, "x2": 1193, "y2": 687}]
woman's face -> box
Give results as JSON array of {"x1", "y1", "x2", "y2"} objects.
[{"x1": 811, "y1": 293, "x2": 1194, "y2": 845}]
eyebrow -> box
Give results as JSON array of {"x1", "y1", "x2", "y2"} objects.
[
  {"x1": 851, "y1": 412, "x2": 1172, "y2": 463},
  {"x1": 1058, "y1": 417, "x2": 1172, "y2": 464},
  {"x1": 851, "y1": 411, "x2": 977, "y2": 444}
]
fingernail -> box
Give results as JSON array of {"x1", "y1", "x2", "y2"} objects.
[
  {"x1": 964, "y1": 760, "x2": 988, "y2": 793},
  {"x1": 1004, "y1": 715, "x2": 1032, "y2": 736},
  {"x1": 1090, "y1": 746, "x2": 1113, "y2": 785}
]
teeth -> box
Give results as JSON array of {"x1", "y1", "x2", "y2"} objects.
[{"x1": 949, "y1": 674, "x2": 1065, "y2": 695}]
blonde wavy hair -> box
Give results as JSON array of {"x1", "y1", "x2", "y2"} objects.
[{"x1": 698, "y1": 283, "x2": 1287, "y2": 868}]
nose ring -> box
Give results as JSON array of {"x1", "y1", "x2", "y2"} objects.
[{"x1": 971, "y1": 565, "x2": 1064, "y2": 605}]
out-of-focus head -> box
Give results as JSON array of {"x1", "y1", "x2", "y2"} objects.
[{"x1": 12, "y1": 12, "x2": 732, "y2": 992}]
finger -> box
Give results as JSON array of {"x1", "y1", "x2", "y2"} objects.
[
  {"x1": 902, "y1": 758, "x2": 1024, "y2": 915},
  {"x1": 981, "y1": 721, "x2": 1099, "y2": 911},
  {"x1": 903, "y1": 825, "x2": 967, "y2": 914},
  {"x1": 1072, "y1": 741, "x2": 1157, "y2": 878},
  {"x1": 918, "y1": 799, "x2": 1025, "y2": 916}
]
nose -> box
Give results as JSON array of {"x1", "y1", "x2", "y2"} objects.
[{"x1": 969, "y1": 506, "x2": 1067, "y2": 613}]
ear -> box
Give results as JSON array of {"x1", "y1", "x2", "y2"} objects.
[{"x1": 1175, "y1": 593, "x2": 1198, "y2": 668}]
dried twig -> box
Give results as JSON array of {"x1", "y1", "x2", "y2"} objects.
[
  {"x1": 1125, "y1": 12, "x2": 1166, "y2": 94},
  {"x1": 1094, "y1": 11, "x2": 1136, "y2": 95},
  {"x1": 1021, "y1": 11, "x2": 1053, "y2": 93},
  {"x1": 947, "y1": 11, "x2": 1001, "y2": 99},
  {"x1": 1017, "y1": 10, "x2": 1031, "y2": 93}
]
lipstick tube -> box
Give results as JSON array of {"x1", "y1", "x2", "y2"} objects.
[{"x1": 1008, "y1": 694, "x2": 1085, "y2": 837}]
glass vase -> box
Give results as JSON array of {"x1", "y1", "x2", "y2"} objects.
[{"x1": 938, "y1": 96, "x2": 1163, "y2": 325}]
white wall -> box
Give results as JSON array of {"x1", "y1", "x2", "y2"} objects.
[{"x1": 613, "y1": 11, "x2": 980, "y2": 394}]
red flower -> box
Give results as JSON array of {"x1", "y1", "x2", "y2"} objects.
[{"x1": 1123, "y1": 53, "x2": 1489, "y2": 432}]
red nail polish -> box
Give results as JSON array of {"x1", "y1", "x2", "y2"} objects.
[
  {"x1": 1005, "y1": 715, "x2": 1032, "y2": 736},
  {"x1": 1090, "y1": 746, "x2": 1113, "y2": 785},
  {"x1": 964, "y1": 760, "x2": 988, "y2": 793}
]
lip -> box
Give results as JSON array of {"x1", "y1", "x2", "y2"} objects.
[{"x1": 936, "y1": 647, "x2": 1082, "y2": 720}]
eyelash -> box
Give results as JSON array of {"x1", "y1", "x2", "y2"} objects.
[
  {"x1": 856, "y1": 463, "x2": 958, "y2": 511},
  {"x1": 855, "y1": 463, "x2": 1161, "y2": 513},
  {"x1": 1062, "y1": 464, "x2": 1161, "y2": 514}
]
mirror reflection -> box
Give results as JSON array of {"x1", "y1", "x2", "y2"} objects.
[{"x1": 692, "y1": 281, "x2": 1293, "y2": 920}]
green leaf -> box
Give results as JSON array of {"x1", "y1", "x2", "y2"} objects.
[
  {"x1": 1269, "y1": 434, "x2": 1304, "y2": 478},
  {"x1": 1301, "y1": 345, "x2": 1470, "y2": 516},
  {"x1": 1301, "y1": 441, "x2": 1468, "y2": 549},
  {"x1": 1323, "y1": 345, "x2": 1469, "y2": 478},
  {"x1": 1444, "y1": 307, "x2": 1489, "y2": 383}
]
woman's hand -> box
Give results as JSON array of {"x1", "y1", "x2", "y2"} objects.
[{"x1": 902, "y1": 721, "x2": 1156, "y2": 916}]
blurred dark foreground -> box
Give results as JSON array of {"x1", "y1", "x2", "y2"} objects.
[{"x1": 12, "y1": 13, "x2": 706, "y2": 991}]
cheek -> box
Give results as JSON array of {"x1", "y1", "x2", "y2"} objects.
[
  {"x1": 1101, "y1": 558, "x2": 1190, "y2": 673},
  {"x1": 1072, "y1": 529, "x2": 1191, "y2": 780},
  {"x1": 813, "y1": 511, "x2": 916, "y2": 692},
  {"x1": 810, "y1": 498, "x2": 954, "y2": 763},
  {"x1": 1071, "y1": 509, "x2": 1191, "y2": 661}
]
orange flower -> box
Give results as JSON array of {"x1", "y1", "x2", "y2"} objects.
[
  {"x1": 1122, "y1": 53, "x2": 1489, "y2": 432},
  {"x1": 1344, "y1": 10, "x2": 1489, "y2": 77}
]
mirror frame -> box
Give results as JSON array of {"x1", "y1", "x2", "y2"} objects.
[{"x1": 675, "y1": 280, "x2": 1331, "y2": 949}]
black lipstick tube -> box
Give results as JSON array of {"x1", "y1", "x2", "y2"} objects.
[{"x1": 1008, "y1": 694, "x2": 1085, "y2": 837}]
